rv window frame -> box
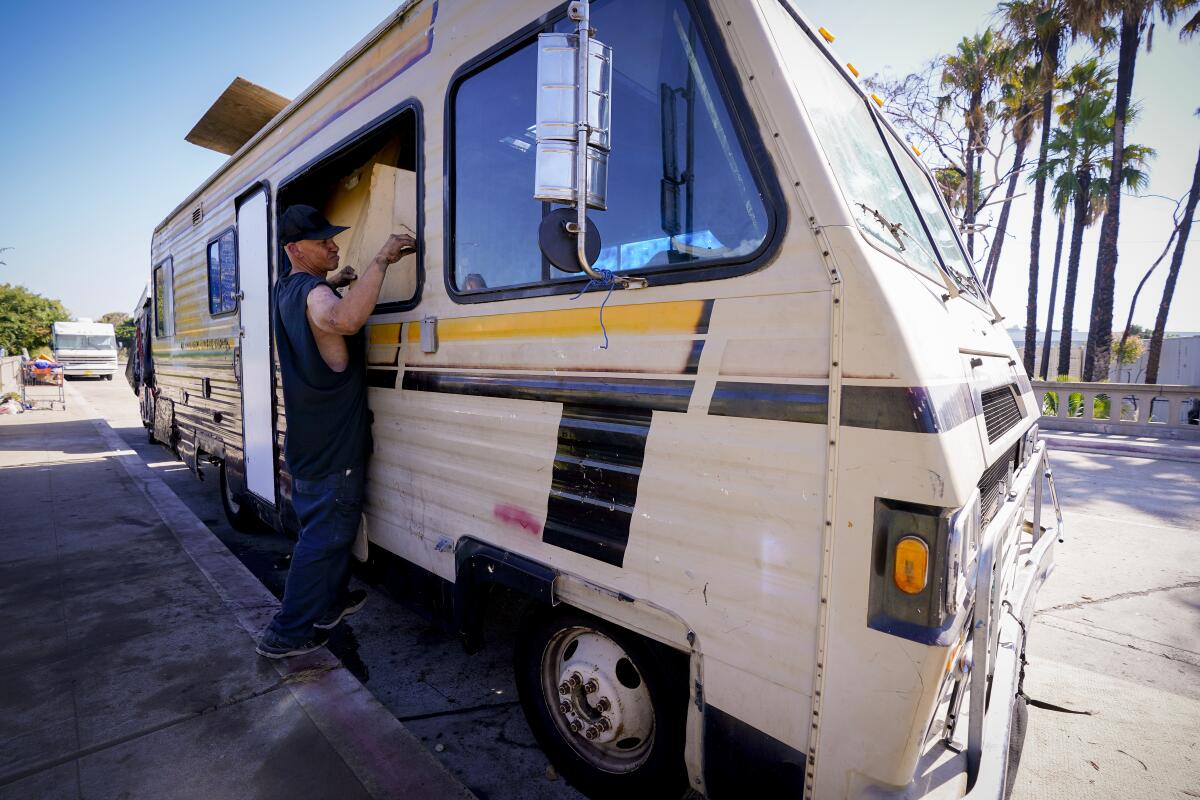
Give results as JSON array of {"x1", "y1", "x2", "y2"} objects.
[
  {"x1": 277, "y1": 100, "x2": 425, "y2": 315},
  {"x1": 443, "y1": 0, "x2": 786, "y2": 305},
  {"x1": 773, "y1": 0, "x2": 989, "y2": 308},
  {"x1": 205, "y1": 226, "x2": 240, "y2": 318},
  {"x1": 153, "y1": 256, "x2": 173, "y2": 338}
]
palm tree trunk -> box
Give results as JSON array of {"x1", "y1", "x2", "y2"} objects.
[
  {"x1": 1058, "y1": 176, "x2": 1091, "y2": 378},
  {"x1": 1146, "y1": 141, "x2": 1200, "y2": 383},
  {"x1": 1083, "y1": 10, "x2": 1140, "y2": 381},
  {"x1": 1024, "y1": 88, "x2": 1055, "y2": 376},
  {"x1": 1039, "y1": 211, "x2": 1068, "y2": 378},
  {"x1": 985, "y1": 137, "x2": 1029, "y2": 293},
  {"x1": 964, "y1": 96, "x2": 980, "y2": 259}
]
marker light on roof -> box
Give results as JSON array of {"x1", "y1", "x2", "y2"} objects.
[
  {"x1": 818, "y1": 27, "x2": 835, "y2": 43},
  {"x1": 912, "y1": 145, "x2": 922, "y2": 156},
  {"x1": 871, "y1": 93, "x2": 885, "y2": 108},
  {"x1": 846, "y1": 63, "x2": 860, "y2": 77}
]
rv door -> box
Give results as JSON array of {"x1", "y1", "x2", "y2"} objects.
[{"x1": 236, "y1": 188, "x2": 276, "y2": 504}]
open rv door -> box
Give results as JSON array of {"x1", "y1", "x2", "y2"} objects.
[{"x1": 236, "y1": 186, "x2": 277, "y2": 505}]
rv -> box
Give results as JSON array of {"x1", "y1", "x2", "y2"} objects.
[
  {"x1": 139, "y1": 1, "x2": 1063, "y2": 797},
  {"x1": 51, "y1": 319, "x2": 119, "y2": 379}
]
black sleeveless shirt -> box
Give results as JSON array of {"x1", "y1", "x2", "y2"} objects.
[{"x1": 273, "y1": 270, "x2": 372, "y2": 479}]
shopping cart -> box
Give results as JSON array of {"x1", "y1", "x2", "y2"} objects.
[{"x1": 20, "y1": 359, "x2": 66, "y2": 410}]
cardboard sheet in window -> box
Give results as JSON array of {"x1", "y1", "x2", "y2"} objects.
[{"x1": 324, "y1": 162, "x2": 417, "y2": 305}]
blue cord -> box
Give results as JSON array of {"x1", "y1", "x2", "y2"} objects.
[{"x1": 569, "y1": 269, "x2": 618, "y2": 349}]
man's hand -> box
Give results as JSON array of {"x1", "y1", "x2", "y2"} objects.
[
  {"x1": 327, "y1": 266, "x2": 357, "y2": 288},
  {"x1": 375, "y1": 233, "x2": 417, "y2": 266}
]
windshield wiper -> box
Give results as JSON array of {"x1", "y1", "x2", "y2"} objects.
[
  {"x1": 857, "y1": 202, "x2": 965, "y2": 299},
  {"x1": 856, "y1": 203, "x2": 907, "y2": 251}
]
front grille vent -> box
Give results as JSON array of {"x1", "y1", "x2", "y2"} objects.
[
  {"x1": 978, "y1": 444, "x2": 1018, "y2": 526},
  {"x1": 981, "y1": 384, "x2": 1021, "y2": 443}
]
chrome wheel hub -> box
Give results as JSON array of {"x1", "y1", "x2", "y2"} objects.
[{"x1": 541, "y1": 626, "x2": 655, "y2": 772}]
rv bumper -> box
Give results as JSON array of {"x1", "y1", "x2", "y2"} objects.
[
  {"x1": 962, "y1": 441, "x2": 1061, "y2": 799},
  {"x1": 61, "y1": 364, "x2": 118, "y2": 376}
]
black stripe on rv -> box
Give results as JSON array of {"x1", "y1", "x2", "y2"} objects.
[
  {"x1": 543, "y1": 405, "x2": 650, "y2": 567},
  {"x1": 400, "y1": 371, "x2": 693, "y2": 412},
  {"x1": 366, "y1": 369, "x2": 398, "y2": 389},
  {"x1": 707, "y1": 382, "x2": 977, "y2": 433},
  {"x1": 400, "y1": 370, "x2": 692, "y2": 567}
]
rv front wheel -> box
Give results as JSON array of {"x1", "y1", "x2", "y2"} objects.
[
  {"x1": 514, "y1": 607, "x2": 687, "y2": 799},
  {"x1": 219, "y1": 461, "x2": 261, "y2": 533}
]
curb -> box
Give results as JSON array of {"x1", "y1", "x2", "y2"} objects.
[{"x1": 67, "y1": 383, "x2": 475, "y2": 800}]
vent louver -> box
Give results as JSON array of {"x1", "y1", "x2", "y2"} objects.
[
  {"x1": 981, "y1": 384, "x2": 1021, "y2": 444},
  {"x1": 192, "y1": 206, "x2": 204, "y2": 226},
  {"x1": 978, "y1": 444, "x2": 1018, "y2": 526}
]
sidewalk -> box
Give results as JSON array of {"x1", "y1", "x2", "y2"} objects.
[
  {"x1": 0, "y1": 385, "x2": 474, "y2": 800},
  {"x1": 1042, "y1": 428, "x2": 1200, "y2": 463}
]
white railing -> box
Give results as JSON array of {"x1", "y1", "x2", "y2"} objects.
[{"x1": 1032, "y1": 380, "x2": 1200, "y2": 440}]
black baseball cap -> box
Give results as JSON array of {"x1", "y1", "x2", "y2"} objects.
[{"x1": 279, "y1": 205, "x2": 348, "y2": 245}]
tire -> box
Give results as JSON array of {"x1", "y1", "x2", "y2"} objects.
[
  {"x1": 220, "y1": 461, "x2": 262, "y2": 532},
  {"x1": 104, "y1": 374, "x2": 113, "y2": 381},
  {"x1": 514, "y1": 606, "x2": 688, "y2": 800}
]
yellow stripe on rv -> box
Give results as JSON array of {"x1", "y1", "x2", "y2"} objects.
[{"x1": 368, "y1": 300, "x2": 709, "y2": 345}]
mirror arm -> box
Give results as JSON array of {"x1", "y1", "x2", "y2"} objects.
[{"x1": 568, "y1": 1, "x2": 646, "y2": 289}]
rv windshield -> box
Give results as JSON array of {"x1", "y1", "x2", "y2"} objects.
[
  {"x1": 770, "y1": 3, "x2": 983, "y2": 298},
  {"x1": 54, "y1": 334, "x2": 116, "y2": 351}
]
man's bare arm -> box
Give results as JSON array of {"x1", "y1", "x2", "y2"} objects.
[{"x1": 308, "y1": 233, "x2": 415, "y2": 335}]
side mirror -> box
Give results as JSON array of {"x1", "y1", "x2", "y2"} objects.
[{"x1": 533, "y1": 1, "x2": 611, "y2": 275}]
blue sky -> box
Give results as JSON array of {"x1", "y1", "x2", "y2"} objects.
[{"x1": 1, "y1": 0, "x2": 1197, "y2": 333}]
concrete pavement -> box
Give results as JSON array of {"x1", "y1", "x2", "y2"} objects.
[
  {"x1": 1011, "y1": 448, "x2": 1200, "y2": 799},
  {"x1": 0, "y1": 383, "x2": 474, "y2": 800}
]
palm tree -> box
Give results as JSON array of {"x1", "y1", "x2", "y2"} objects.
[
  {"x1": 1038, "y1": 202, "x2": 1070, "y2": 378},
  {"x1": 982, "y1": 59, "x2": 1042, "y2": 292},
  {"x1": 1036, "y1": 92, "x2": 1152, "y2": 377},
  {"x1": 1082, "y1": 0, "x2": 1198, "y2": 380},
  {"x1": 940, "y1": 29, "x2": 1009, "y2": 260},
  {"x1": 1001, "y1": 0, "x2": 1071, "y2": 375},
  {"x1": 1037, "y1": 58, "x2": 1113, "y2": 378},
  {"x1": 1146, "y1": 134, "x2": 1200, "y2": 383}
]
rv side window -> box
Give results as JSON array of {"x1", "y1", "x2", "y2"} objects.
[
  {"x1": 450, "y1": 0, "x2": 772, "y2": 294},
  {"x1": 153, "y1": 258, "x2": 173, "y2": 337},
  {"x1": 279, "y1": 105, "x2": 420, "y2": 310},
  {"x1": 207, "y1": 229, "x2": 239, "y2": 316}
]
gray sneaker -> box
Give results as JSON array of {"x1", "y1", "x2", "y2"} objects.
[
  {"x1": 313, "y1": 589, "x2": 369, "y2": 630},
  {"x1": 256, "y1": 628, "x2": 330, "y2": 659}
]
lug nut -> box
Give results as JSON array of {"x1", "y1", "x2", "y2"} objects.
[
  {"x1": 568, "y1": 672, "x2": 582, "y2": 687},
  {"x1": 584, "y1": 678, "x2": 599, "y2": 694},
  {"x1": 585, "y1": 726, "x2": 598, "y2": 740},
  {"x1": 558, "y1": 682, "x2": 570, "y2": 695},
  {"x1": 596, "y1": 718, "x2": 611, "y2": 732},
  {"x1": 596, "y1": 697, "x2": 611, "y2": 712},
  {"x1": 559, "y1": 702, "x2": 571, "y2": 714},
  {"x1": 569, "y1": 719, "x2": 582, "y2": 733}
]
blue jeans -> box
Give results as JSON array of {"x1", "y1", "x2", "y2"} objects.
[{"x1": 266, "y1": 464, "x2": 365, "y2": 644}]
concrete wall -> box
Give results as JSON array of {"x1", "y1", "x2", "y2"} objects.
[{"x1": 1018, "y1": 336, "x2": 1200, "y2": 385}]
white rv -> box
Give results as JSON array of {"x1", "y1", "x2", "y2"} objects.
[
  {"x1": 51, "y1": 319, "x2": 119, "y2": 379},
  {"x1": 139, "y1": 1, "x2": 1063, "y2": 797}
]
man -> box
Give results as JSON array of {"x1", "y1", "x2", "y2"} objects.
[{"x1": 256, "y1": 204, "x2": 415, "y2": 659}]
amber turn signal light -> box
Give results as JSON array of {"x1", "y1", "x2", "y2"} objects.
[{"x1": 894, "y1": 536, "x2": 929, "y2": 595}]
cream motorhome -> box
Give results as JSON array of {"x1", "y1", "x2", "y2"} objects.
[
  {"x1": 52, "y1": 319, "x2": 120, "y2": 379},
  {"x1": 140, "y1": 1, "x2": 1063, "y2": 797}
]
